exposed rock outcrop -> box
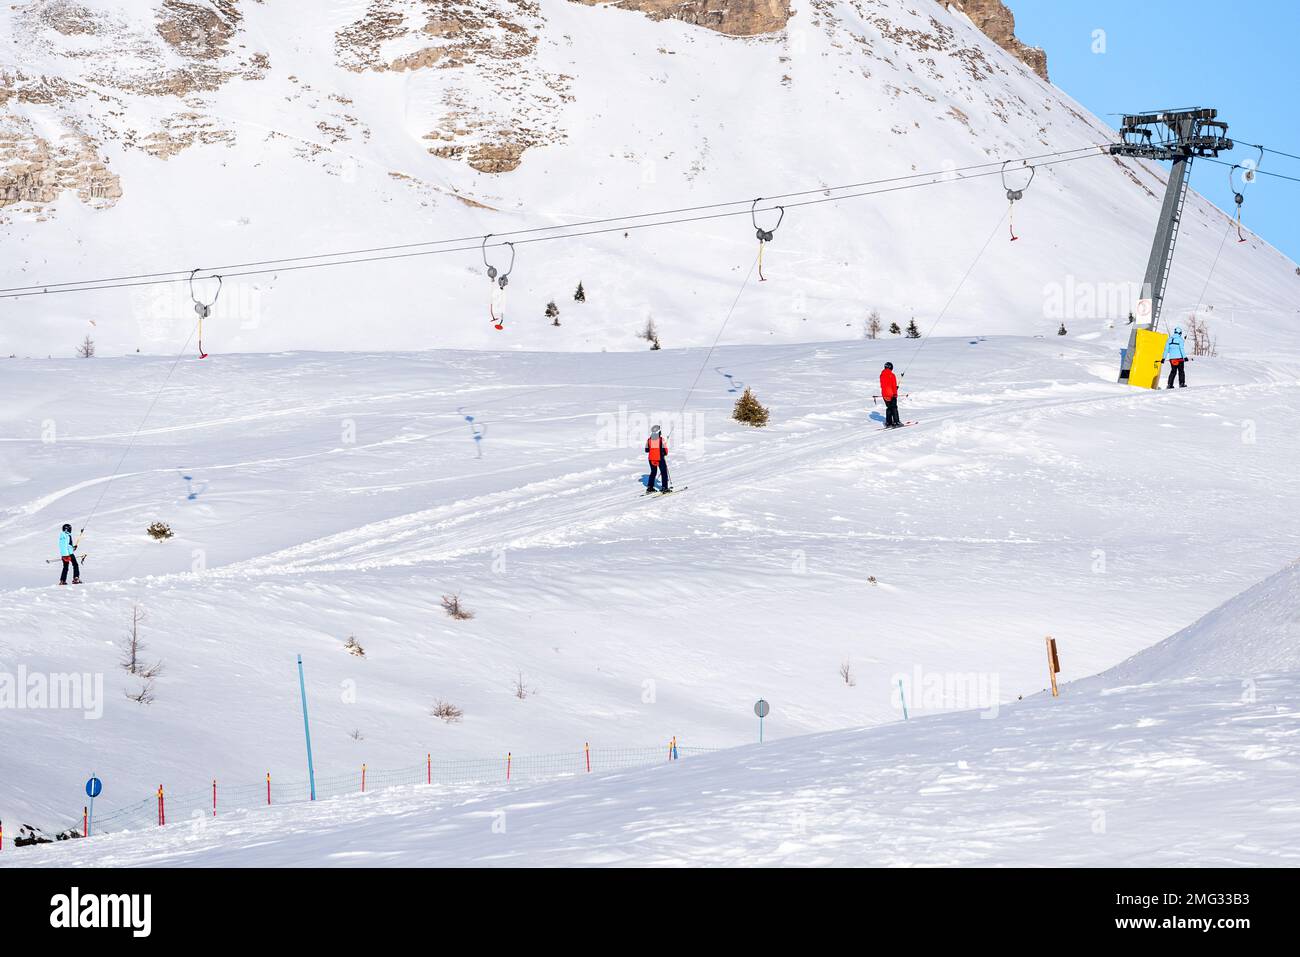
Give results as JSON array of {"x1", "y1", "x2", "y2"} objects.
[
  {"x1": 950, "y1": 0, "x2": 1048, "y2": 81},
  {"x1": 567, "y1": 0, "x2": 793, "y2": 37},
  {"x1": 336, "y1": 0, "x2": 570, "y2": 174}
]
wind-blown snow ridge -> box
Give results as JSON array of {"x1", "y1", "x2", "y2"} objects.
[{"x1": 1089, "y1": 559, "x2": 1300, "y2": 686}]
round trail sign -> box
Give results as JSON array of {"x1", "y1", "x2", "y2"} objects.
[
  {"x1": 85, "y1": 776, "x2": 102, "y2": 799},
  {"x1": 754, "y1": 699, "x2": 770, "y2": 719}
]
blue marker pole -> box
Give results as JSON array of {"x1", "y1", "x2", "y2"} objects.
[
  {"x1": 899, "y1": 678, "x2": 909, "y2": 721},
  {"x1": 297, "y1": 655, "x2": 317, "y2": 800}
]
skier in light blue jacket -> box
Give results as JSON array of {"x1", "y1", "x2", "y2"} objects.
[
  {"x1": 1164, "y1": 326, "x2": 1188, "y2": 389},
  {"x1": 58, "y1": 523, "x2": 81, "y2": 585}
]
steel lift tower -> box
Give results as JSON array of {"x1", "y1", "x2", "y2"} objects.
[{"x1": 1109, "y1": 108, "x2": 1232, "y2": 383}]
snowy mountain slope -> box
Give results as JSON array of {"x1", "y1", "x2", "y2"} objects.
[
  {"x1": 5, "y1": 669, "x2": 1296, "y2": 867},
  {"x1": 1087, "y1": 560, "x2": 1300, "y2": 686},
  {"x1": 3, "y1": 335, "x2": 1300, "y2": 837},
  {"x1": 3, "y1": 0, "x2": 1296, "y2": 357}
]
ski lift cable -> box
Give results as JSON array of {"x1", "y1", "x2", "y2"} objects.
[
  {"x1": 74, "y1": 319, "x2": 202, "y2": 545},
  {"x1": 1, "y1": 151, "x2": 1110, "y2": 302},
  {"x1": 1187, "y1": 220, "x2": 1236, "y2": 326},
  {"x1": 1201, "y1": 157, "x2": 1300, "y2": 184},
  {"x1": 899, "y1": 204, "x2": 1010, "y2": 378},
  {"x1": 1232, "y1": 141, "x2": 1300, "y2": 164},
  {"x1": 672, "y1": 252, "x2": 762, "y2": 438},
  {"x1": 0, "y1": 144, "x2": 1118, "y2": 298}
]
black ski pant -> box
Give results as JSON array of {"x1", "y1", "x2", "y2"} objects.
[
  {"x1": 884, "y1": 397, "x2": 901, "y2": 427},
  {"x1": 1167, "y1": 361, "x2": 1186, "y2": 388},
  {"x1": 60, "y1": 554, "x2": 79, "y2": 583},
  {"x1": 648, "y1": 459, "x2": 670, "y2": 491}
]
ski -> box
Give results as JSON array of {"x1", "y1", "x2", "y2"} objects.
[
  {"x1": 640, "y1": 486, "x2": 687, "y2": 498},
  {"x1": 880, "y1": 421, "x2": 919, "y2": 430},
  {"x1": 46, "y1": 554, "x2": 87, "y2": 564}
]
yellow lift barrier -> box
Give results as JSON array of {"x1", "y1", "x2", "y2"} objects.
[{"x1": 1126, "y1": 328, "x2": 1169, "y2": 390}]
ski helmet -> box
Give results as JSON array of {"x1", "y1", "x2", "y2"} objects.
[
  {"x1": 62, "y1": 523, "x2": 72, "y2": 533},
  {"x1": 650, "y1": 424, "x2": 661, "y2": 435},
  {"x1": 1173, "y1": 326, "x2": 1183, "y2": 335},
  {"x1": 884, "y1": 361, "x2": 894, "y2": 370}
]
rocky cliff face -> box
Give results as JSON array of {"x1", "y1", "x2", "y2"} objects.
[
  {"x1": 335, "y1": 0, "x2": 571, "y2": 174},
  {"x1": 1, "y1": 0, "x2": 1052, "y2": 212},
  {"x1": 951, "y1": 0, "x2": 1047, "y2": 80},
  {"x1": 0, "y1": 0, "x2": 268, "y2": 216},
  {"x1": 567, "y1": 0, "x2": 793, "y2": 37}
]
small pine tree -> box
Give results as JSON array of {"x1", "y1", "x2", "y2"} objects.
[
  {"x1": 905, "y1": 319, "x2": 921, "y2": 339},
  {"x1": 546, "y1": 300, "x2": 560, "y2": 326},
  {"x1": 1057, "y1": 322, "x2": 1068, "y2": 336},
  {"x1": 889, "y1": 322, "x2": 902, "y2": 336},
  {"x1": 76, "y1": 335, "x2": 95, "y2": 358},
  {"x1": 865, "y1": 309, "x2": 883, "y2": 340},
  {"x1": 574, "y1": 281, "x2": 586, "y2": 303},
  {"x1": 732, "y1": 387, "x2": 770, "y2": 427}
]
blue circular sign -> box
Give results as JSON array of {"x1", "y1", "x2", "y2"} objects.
[{"x1": 85, "y1": 776, "x2": 102, "y2": 799}]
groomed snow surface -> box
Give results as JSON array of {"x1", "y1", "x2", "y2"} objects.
[{"x1": 2, "y1": 333, "x2": 1298, "y2": 866}]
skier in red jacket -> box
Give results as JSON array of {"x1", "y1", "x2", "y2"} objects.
[
  {"x1": 645, "y1": 424, "x2": 671, "y2": 493},
  {"x1": 880, "y1": 361, "x2": 902, "y2": 428}
]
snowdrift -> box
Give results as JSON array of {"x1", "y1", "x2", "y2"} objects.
[{"x1": 1091, "y1": 559, "x2": 1300, "y2": 685}]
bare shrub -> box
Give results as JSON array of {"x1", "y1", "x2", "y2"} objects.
[
  {"x1": 865, "y1": 309, "x2": 883, "y2": 340},
  {"x1": 1187, "y1": 316, "x2": 1218, "y2": 357},
  {"x1": 431, "y1": 699, "x2": 464, "y2": 723},
  {"x1": 511, "y1": 671, "x2": 533, "y2": 700},
  {"x1": 76, "y1": 335, "x2": 95, "y2": 358},
  {"x1": 126, "y1": 678, "x2": 156, "y2": 705},
  {"x1": 344, "y1": 635, "x2": 366, "y2": 657},
  {"x1": 147, "y1": 521, "x2": 173, "y2": 541},
  {"x1": 839, "y1": 660, "x2": 856, "y2": 687},
  {"x1": 441, "y1": 594, "x2": 474, "y2": 620},
  {"x1": 120, "y1": 605, "x2": 163, "y2": 678}
]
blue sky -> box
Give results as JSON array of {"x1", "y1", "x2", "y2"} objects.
[{"x1": 1007, "y1": 0, "x2": 1300, "y2": 262}]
